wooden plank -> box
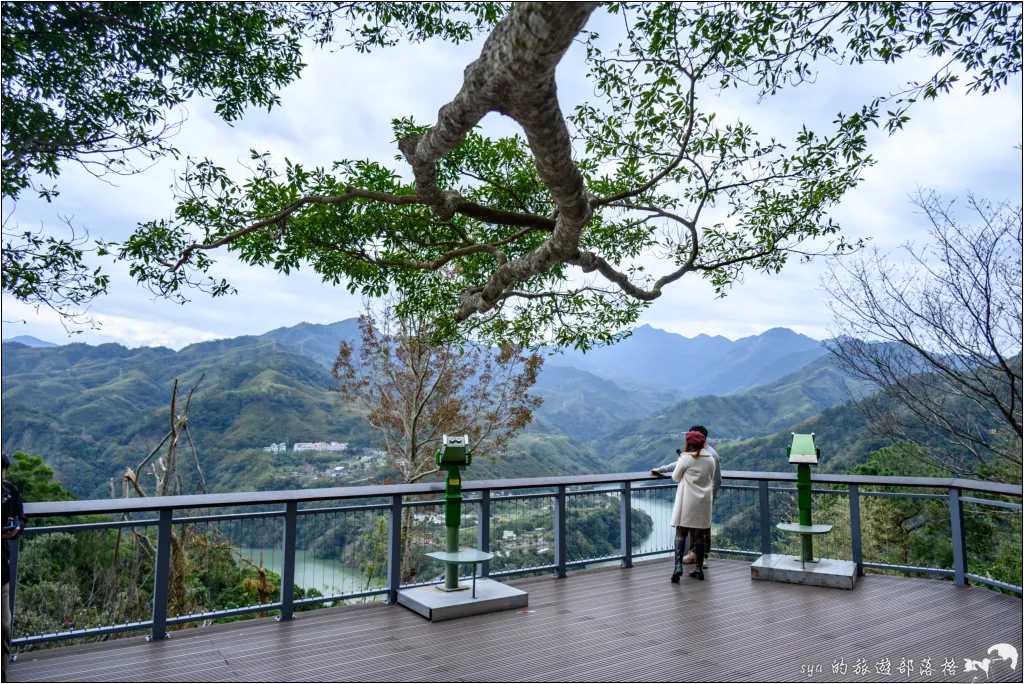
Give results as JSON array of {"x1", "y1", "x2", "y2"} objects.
[{"x1": 7, "y1": 559, "x2": 1021, "y2": 683}]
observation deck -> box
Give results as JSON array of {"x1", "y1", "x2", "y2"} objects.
[{"x1": 6, "y1": 471, "x2": 1022, "y2": 682}]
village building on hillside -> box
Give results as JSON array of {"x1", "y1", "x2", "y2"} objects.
[{"x1": 292, "y1": 441, "x2": 349, "y2": 452}]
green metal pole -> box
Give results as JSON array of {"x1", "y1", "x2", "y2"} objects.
[
  {"x1": 444, "y1": 465, "x2": 461, "y2": 590},
  {"x1": 797, "y1": 463, "x2": 813, "y2": 562}
]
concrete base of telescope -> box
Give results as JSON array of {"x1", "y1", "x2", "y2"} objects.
[
  {"x1": 397, "y1": 578, "x2": 528, "y2": 621},
  {"x1": 751, "y1": 554, "x2": 858, "y2": 590}
]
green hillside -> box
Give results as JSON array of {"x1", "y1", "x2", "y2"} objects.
[
  {"x1": 1, "y1": 339, "x2": 377, "y2": 498},
  {"x1": 714, "y1": 401, "x2": 885, "y2": 474},
  {"x1": 532, "y1": 365, "x2": 682, "y2": 443},
  {"x1": 1, "y1": 326, "x2": 884, "y2": 501},
  {"x1": 1, "y1": 338, "x2": 611, "y2": 499},
  {"x1": 610, "y1": 397, "x2": 886, "y2": 474},
  {"x1": 598, "y1": 355, "x2": 872, "y2": 468},
  {"x1": 259, "y1": 319, "x2": 362, "y2": 369}
]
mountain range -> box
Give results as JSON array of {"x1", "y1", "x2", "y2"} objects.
[
  {"x1": 543, "y1": 324, "x2": 829, "y2": 395},
  {"x1": 2, "y1": 320, "x2": 867, "y2": 499}
]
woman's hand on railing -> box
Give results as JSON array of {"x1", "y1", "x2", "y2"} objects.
[{"x1": 650, "y1": 469, "x2": 663, "y2": 477}]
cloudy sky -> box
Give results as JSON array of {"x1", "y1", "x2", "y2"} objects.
[{"x1": 2, "y1": 9, "x2": 1021, "y2": 349}]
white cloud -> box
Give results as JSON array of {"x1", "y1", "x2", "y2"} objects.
[{"x1": 0, "y1": 297, "x2": 222, "y2": 348}]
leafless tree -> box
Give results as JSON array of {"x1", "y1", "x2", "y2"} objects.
[
  {"x1": 112, "y1": 374, "x2": 210, "y2": 624},
  {"x1": 331, "y1": 296, "x2": 543, "y2": 577},
  {"x1": 118, "y1": 374, "x2": 208, "y2": 500},
  {"x1": 824, "y1": 189, "x2": 1023, "y2": 480},
  {"x1": 331, "y1": 299, "x2": 544, "y2": 485}
]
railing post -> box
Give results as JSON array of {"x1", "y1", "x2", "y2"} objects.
[
  {"x1": 620, "y1": 481, "x2": 633, "y2": 568},
  {"x1": 149, "y1": 508, "x2": 173, "y2": 641},
  {"x1": 553, "y1": 485, "x2": 567, "y2": 578},
  {"x1": 848, "y1": 484, "x2": 864, "y2": 576},
  {"x1": 759, "y1": 480, "x2": 772, "y2": 556},
  {"x1": 7, "y1": 534, "x2": 17, "y2": 662},
  {"x1": 477, "y1": 489, "x2": 490, "y2": 578},
  {"x1": 8, "y1": 535, "x2": 19, "y2": 620},
  {"x1": 949, "y1": 487, "x2": 968, "y2": 586},
  {"x1": 278, "y1": 501, "x2": 298, "y2": 620},
  {"x1": 386, "y1": 494, "x2": 403, "y2": 603}
]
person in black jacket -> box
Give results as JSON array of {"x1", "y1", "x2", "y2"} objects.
[{"x1": 2, "y1": 452, "x2": 27, "y2": 678}]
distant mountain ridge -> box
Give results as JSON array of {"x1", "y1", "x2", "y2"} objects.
[
  {"x1": 545, "y1": 324, "x2": 828, "y2": 396},
  {"x1": 0, "y1": 330, "x2": 615, "y2": 498},
  {"x1": 256, "y1": 319, "x2": 832, "y2": 441},
  {"x1": 1, "y1": 337, "x2": 374, "y2": 498},
  {"x1": 259, "y1": 320, "x2": 362, "y2": 369},
  {"x1": 599, "y1": 354, "x2": 872, "y2": 469},
  {"x1": 250, "y1": 318, "x2": 828, "y2": 400},
  {"x1": 530, "y1": 365, "x2": 683, "y2": 443},
  {"x1": 2, "y1": 335, "x2": 57, "y2": 347}
]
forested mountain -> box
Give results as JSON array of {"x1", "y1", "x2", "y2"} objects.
[
  {"x1": 611, "y1": 399, "x2": 884, "y2": 474},
  {"x1": 531, "y1": 366, "x2": 683, "y2": 443},
  {"x1": 0, "y1": 333, "x2": 610, "y2": 498},
  {"x1": 259, "y1": 320, "x2": 362, "y2": 369},
  {"x1": 2, "y1": 320, "x2": 861, "y2": 500},
  {"x1": 252, "y1": 318, "x2": 829, "y2": 397},
  {"x1": 1, "y1": 337, "x2": 375, "y2": 497},
  {"x1": 596, "y1": 355, "x2": 871, "y2": 467},
  {"x1": 546, "y1": 324, "x2": 828, "y2": 395}
]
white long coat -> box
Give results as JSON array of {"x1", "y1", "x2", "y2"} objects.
[{"x1": 655, "y1": 448, "x2": 716, "y2": 529}]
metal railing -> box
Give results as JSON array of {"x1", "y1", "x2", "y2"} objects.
[{"x1": 9, "y1": 470, "x2": 1021, "y2": 647}]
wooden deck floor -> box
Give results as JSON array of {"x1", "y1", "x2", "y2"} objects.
[{"x1": 8, "y1": 558, "x2": 1023, "y2": 683}]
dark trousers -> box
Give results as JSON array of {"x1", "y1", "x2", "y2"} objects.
[
  {"x1": 688, "y1": 527, "x2": 711, "y2": 553},
  {"x1": 675, "y1": 526, "x2": 710, "y2": 546}
]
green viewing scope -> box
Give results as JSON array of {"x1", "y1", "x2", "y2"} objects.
[{"x1": 436, "y1": 434, "x2": 472, "y2": 468}]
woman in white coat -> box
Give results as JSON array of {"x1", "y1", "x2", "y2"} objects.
[{"x1": 650, "y1": 430, "x2": 717, "y2": 582}]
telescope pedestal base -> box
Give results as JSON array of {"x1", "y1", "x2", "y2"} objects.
[
  {"x1": 751, "y1": 553, "x2": 858, "y2": 590},
  {"x1": 397, "y1": 579, "x2": 528, "y2": 622}
]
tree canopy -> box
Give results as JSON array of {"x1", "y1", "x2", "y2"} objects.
[
  {"x1": 7, "y1": 3, "x2": 1020, "y2": 346},
  {"x1": 5, "y1": 451, "x2": 76, "y2": 503},
  {"x1": 1, "y1": 1, "x2": 505, "y2": 324}
]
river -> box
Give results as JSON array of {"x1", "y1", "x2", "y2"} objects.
[
  {"x1": 237, "y1": 547, "x2": 374, "y2": 596},
  {"x1": 615, "y1": 490, "x2": 722, "y2": 555},
  {"x1": 241, "y1": 492, "x2": 718, "y2": 594}
]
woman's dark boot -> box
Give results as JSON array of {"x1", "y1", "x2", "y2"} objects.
[
  {"x1": 689, "y1": 543, "x2": 705, "y2": 580},
  {"x1": 671, "y1": 540, "x2": 685, "y2": 583}
]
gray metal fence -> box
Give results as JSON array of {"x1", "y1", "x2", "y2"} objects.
[{"x1": 9, "y1": 470, "x2": 1021, "y2": 648}]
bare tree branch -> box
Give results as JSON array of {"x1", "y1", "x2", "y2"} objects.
[{"x1": 825, "y1": 189, "x2": 1023, "y2": 479}]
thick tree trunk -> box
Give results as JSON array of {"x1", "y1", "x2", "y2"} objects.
[{"x1": 396, "y1": 2, "x2": 599, "y2": 320}]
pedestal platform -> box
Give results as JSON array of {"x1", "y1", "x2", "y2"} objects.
[
  {"x1": 751, "y1": 553, "x2": 858, "y2": 590},
  {"x1": 397, "y1": 578, "x2": 528, "y2": 621}
]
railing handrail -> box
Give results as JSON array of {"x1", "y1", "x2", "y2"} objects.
[{"x1": 22, "y1": 470, "x2": 1022, "y2": 518}]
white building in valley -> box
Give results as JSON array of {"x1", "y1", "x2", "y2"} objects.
[
  {"x1": 292, "y1": 441, "x2": 349, "y2": 453},
  {"x1": 263, "y1": 442, "x2": 288, "y2": 453},
  {"x1": 358, "y1": 450, "x2": 386, "y2": 464}
]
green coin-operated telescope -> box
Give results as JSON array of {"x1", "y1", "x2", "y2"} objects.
[
  {"x1": 437, "y1": 435, "x2": 472, "y2": 591},
  {"x1": 437, "y1": 434, "x2": 472, "y2": 469},
  {"x1": 778, "y1": 433, "x2": 832, "y2": 566}
]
